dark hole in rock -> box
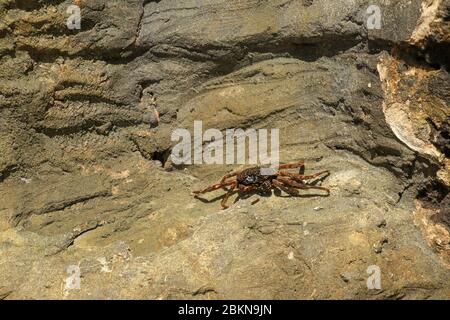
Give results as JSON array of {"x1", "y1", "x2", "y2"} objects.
[{"x1": 151, "y1": 149, "x2": 171, "y2": 167}]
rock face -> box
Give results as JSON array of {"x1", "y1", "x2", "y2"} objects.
[{"x1": 0, "y1": 0, "x2": 449, "y2": 299}]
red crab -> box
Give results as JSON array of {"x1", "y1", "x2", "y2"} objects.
[{"x1": 193, "y1": 161, "x2": 330, "y2": 209}]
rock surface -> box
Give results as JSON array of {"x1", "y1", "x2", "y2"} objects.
[{"x1": 0, "y1": 0, "x2": 449, "y2": 299}]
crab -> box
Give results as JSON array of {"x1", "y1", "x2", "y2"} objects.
[{"x1": 193, "y1": 161, "x2": 330, "y2": 209}]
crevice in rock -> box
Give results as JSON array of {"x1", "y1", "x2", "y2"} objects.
[
  {"x1": 418, "y1": 179, "x2": 450, "y2": 209},
  {"x1": 33, "y1": 118, "x2": 144, "y2": 138},
  {"x1": 151, "y1": 149, "x2": 171, "y2": 167},
  {"x1": 397, "y1": 182, "x2": 414, "y2": 205},
  {"x1": 0, "y1": 165, "x2": 19, "y2": 183},
  {"x1": 4, "y1": 0, "x2": 67, "y2": 11},
  {"x1": 428, "y1": 116, "x2": 450, "y2": 157},
  {"x1": 392, "y1": 42, "x2": 447, "y2": 71},
  {"x1": 18, "y1": 42, "x2": 150, "y2": 65},
  {"x1": 150, "y1": 36, "x2": 366, "y2": 78},
  {"x1": 53, "y1": 94, "x2": 128, "y2": 107},
  {"x1": 11, "y1": 190, "x2": 111, "y2": 228},
  {"x1": 192, "y1": 286, "x2": 217, "y2": 296},
  {"x1": 327, "y1": 142, "x2": 414, "y2": 179},
  {"x1": 63, "y1": 223, "x2": 102, "y2": 252}
]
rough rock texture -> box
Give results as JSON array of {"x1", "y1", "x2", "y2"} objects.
[{"x1": 0, "y1": 0, "x2": 449, "y2": 299}]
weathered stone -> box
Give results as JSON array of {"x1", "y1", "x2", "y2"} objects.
[{"x1": 0, "y1": 0, "x2": 448, "y2": 299}]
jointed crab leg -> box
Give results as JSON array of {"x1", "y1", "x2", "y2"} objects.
[
  {"x1": 238, "y1": 185, "x2": 257, "y2": 192},
  {"x1": 220, "y1": 171, "x2": 239, "y2": 183},
  {"x1": 278, "y1": 161, "x2": 305, "y2": 170},
  {"x1": 222, "y1": 184, "x2": 259, "y2": 209},
  {"x1": 193, "y1": 180, "x2": 236, "y2": 195},
  {"x1": 272, "y1": 179, "x2": 299, "y2": 196},
  {"x1": 278, "y1": 170, "x2": 330, "y2": 181},
  {"x1": 221, "y1": 185, "x2": 238, "y2": 209},
  {"x1": 278, "y1": 177, "x2": 330, "y2": 194}
]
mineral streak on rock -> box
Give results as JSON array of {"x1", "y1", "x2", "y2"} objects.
[{"x1": 0, "y1": 0, "x2": 449, "y2": 299}]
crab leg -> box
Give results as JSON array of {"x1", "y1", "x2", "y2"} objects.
[
  {"x1": 238, "y1": 185, "x2": 257, "y2": 192},
  {"x1": 277, "y1": 161, "x2": 305, "y2": 170},
  {"x1": 278, "y1": 177, "x2": 330, "y2": 194},
  {"x1": 273, "y1": 179, "x2": 300, "y2": 196},
  {"x1": 220, "y1": 171, "x2": 239, "y2": 183},
  {"x1": 221, "y1": 184, "x2": 238, "y2": 209},
  {"x1": 278, "y1": 170, "x2": 330, "y2": 181},
  {"x1": 193, "y1": 180, "x2": 236, "y2": 195}
]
